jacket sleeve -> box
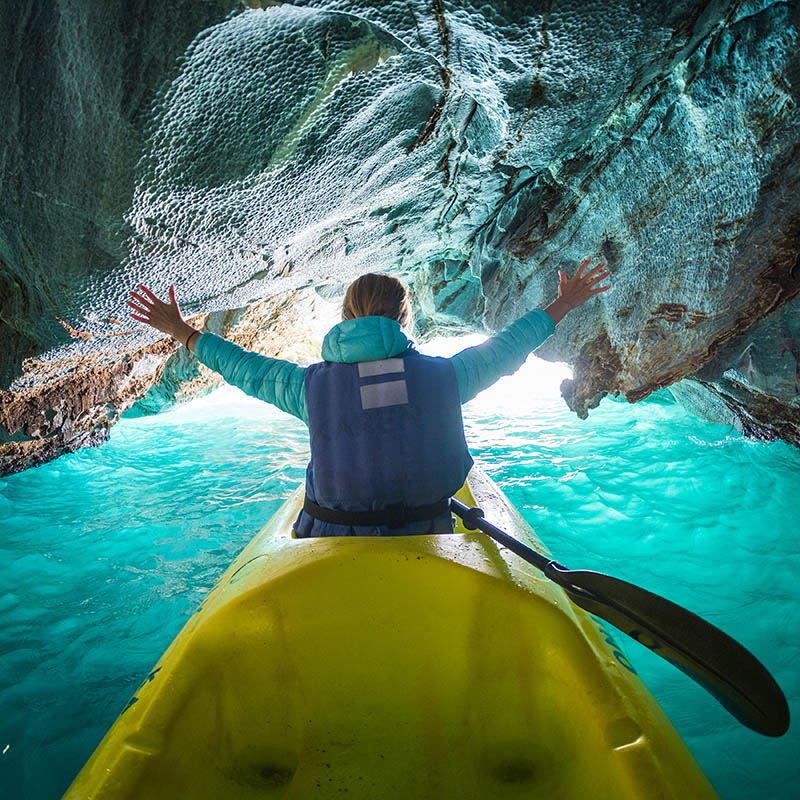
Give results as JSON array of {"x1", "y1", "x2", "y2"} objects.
[
  {"x1": 449, "y1": 309, "x2": 555, "y2": 404},
  {"x1": 193, "y1": 333, "x2": 308, "y2": 424}
]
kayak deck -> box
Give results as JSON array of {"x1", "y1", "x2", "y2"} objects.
[{"x1": 64, "y1": 469, "x2": 717, "y2": 799}]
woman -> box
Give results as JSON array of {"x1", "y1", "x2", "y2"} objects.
[{"x1": 128, "y1": 260, "x2": 609, "y2": 536}]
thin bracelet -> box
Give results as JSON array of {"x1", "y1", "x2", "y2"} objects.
[{"x1": 184, "y1": 330, "x2": 200, "y2": 349}]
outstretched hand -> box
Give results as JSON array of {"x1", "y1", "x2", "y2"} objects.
[
  {"x1": 128, "y1": 284, "x2": 199, "y2": 348},
  {"x1": 557, "y1": 258, "x2": 610, "y2": 309},
  {"x1": 544, "y1": 258, "x2": 610, "y2": 325}
]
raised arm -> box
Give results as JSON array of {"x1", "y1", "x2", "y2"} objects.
[
  {"x1": 450, "y1": 258, "x2": 610, "y2": 403},
  {"x1": 128, "y1": 284, "x2": 308, "y2": 423}
]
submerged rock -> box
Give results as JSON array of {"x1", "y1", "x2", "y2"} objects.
[{"x1": 1, "y1": 1, "x2": 799, "y2": 473}]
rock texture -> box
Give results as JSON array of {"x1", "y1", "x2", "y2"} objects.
[
  {"x1": 1, "y1": 0, "x2": 799, "y2": 473},
  {"x1": 0, "y1": 289, "x2": 330, "y2": 474}
]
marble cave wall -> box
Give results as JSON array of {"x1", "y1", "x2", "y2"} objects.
[{"x1": 1, "y1": 0, "x2": 799, "y2": 474}]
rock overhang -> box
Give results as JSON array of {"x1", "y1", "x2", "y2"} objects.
[{"x1": 1, "y1": 0, "x2": 799, "y2": 474}]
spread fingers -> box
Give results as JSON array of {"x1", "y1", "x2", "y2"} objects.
[
  {"x1": 586, "y1": 269, "x2": 610, "y2": 286},
  {"x1": 137, "y1": 284, "x2": 160, "y2": 303},
  {"x1": 129, "y1": 290, "x2": 153, "y2": 307},
  {"x1": 127, "y1": 300, "x2": 150, "y2": 316},
  {"x1": 583, "y1": 262, "x2": 606, "y2": 281},
  {"x1": 576, "y1": 257, "x2": 593, "y2": 278}
]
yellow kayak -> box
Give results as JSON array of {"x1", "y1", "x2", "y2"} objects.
[{"x1": 64, "y1": 467, "x2": 717, "y2": 799}]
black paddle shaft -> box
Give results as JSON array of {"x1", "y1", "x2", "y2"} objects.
[{"x1": 450, "y1": 498, "x2": 790, "y2": 737}]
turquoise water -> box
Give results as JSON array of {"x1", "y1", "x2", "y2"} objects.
[{"x1": 1, "y1": 348, "x2": 798, "y2": 799}]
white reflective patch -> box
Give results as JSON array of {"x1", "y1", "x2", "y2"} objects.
[
  {"x1": 360, "y1": 379, "x2": 409, "y2": 410},
  {"x1": 358, "y1": 358, "x2": 405, "y2": 378}
]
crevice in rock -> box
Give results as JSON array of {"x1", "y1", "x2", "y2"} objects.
[{"x1": 408, "y1": 0, "x2": 451, "y2": 151}]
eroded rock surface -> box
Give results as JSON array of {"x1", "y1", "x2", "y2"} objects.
[
  {"x1": 0, "y1": 289, "x2": 332, "y2": 474},
  {"x1": 2, "y1": 1, "x2": 799, "y2": 473}
]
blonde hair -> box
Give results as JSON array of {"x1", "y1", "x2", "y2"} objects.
[{"x1": 342, "y1": 273, "x2": 412, "y2": 329}]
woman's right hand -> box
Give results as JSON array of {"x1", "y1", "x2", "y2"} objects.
[
  {"x1": 544, "y1": 258, "x2": 611, "y2": 325},
  {"x1": 557, "y1": 258, "x2": 611, "y2": 309}
]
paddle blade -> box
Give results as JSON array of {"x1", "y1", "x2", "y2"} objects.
[{"x1": 545, "y1": 564, "x2": 790, "y2": 737}]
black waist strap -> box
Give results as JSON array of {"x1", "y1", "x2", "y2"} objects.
[{"x1": 303, "y1": 497, "x2": 451, "y2": 529}]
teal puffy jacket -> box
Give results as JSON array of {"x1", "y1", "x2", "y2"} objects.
[{"x1": 193, "y1": 309, "x2": 555, "y2": 424}]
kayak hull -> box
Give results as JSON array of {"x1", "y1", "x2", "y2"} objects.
[{"x1": 63, "y1": 468, "x2": 718, "y2": 799}]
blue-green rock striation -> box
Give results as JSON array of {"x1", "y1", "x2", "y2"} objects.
[{"x1": 1, "y1": 0, "x2": 799, "y2": 473}]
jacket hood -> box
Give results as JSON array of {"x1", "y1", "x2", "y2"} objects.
[{"x1": 321, "y1": 316, "x2": 414, "y2": 363}]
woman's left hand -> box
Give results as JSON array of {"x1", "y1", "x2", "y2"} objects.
[{"x1": 128, "y1": 284, "x2": 199, "y2": 347}]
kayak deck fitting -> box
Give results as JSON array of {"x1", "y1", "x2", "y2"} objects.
[{"x1": 64, "y1": 467, "x2": 717, "y2": 799}]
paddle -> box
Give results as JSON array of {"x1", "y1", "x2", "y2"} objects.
[{"x1": 450, "y1": 498, "x2": 790, "y2": 737}]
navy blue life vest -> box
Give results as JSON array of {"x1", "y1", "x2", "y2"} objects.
[{"x1": 293, "y1": 350, "x2": 473, "y2": 537}]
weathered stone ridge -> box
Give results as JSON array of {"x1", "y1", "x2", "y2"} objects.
[
  {"x1": 0, "y1": 0, "x2": 236, "y2": 383},
  {"x1": 1, "y1": 1, "x2": 799, "y2": 473},
  {"x1": 0, "y1": 288, "x2": 330, "y2": 474}
]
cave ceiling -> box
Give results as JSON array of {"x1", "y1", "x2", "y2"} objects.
[{"x1": 1, "y1": 0, "x2": 799, "y2": 473}]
